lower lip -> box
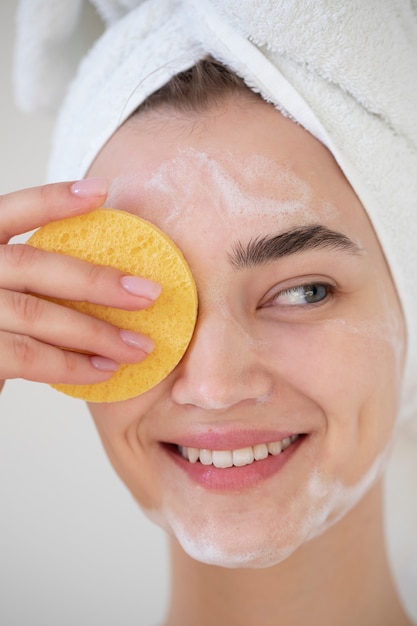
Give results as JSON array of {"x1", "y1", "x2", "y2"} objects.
[{"x1": 164, "y1": 436, "x2": 305, "y2": 491}]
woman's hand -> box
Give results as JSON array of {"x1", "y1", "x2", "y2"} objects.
[{"x1": 0, "y1": 178, "x2": 161, "y2": 394}]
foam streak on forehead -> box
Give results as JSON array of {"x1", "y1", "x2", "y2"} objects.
[{"x1": 139, "y1": 148, "x2": 337, "y2": 237}]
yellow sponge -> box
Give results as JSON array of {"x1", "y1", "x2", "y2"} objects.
[{"x1": 27, "y1": 208, "x2": 198, "y2": 402}]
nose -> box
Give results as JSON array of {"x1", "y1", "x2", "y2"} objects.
[{"x1": 171, "y1": 311, "x2": 273, "y2": 410}]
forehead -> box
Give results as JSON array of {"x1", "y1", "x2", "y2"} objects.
[{"x1": 91, "y1": 97, "x2": 371, "y2": 246}]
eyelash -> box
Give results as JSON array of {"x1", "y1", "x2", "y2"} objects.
[{"x1": 265, "y1": 282, "x2": 335, "y2": 309}]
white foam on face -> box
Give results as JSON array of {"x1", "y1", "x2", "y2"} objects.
[
  {"x1": 107, "y1": 146, "x2": 341, "y2": 336},
  {"x1": 121, "y1": 146, "x2": 338, "y2": 356},
  {"x1": 325, "y1": 319, "x2": 404, "y2": 388},
  {"x1": 143, "y1": 447, "x2": 391, "y2": 569},
  {"x1": 321, "y1": 276, "x2": 406, "y2": 387},
  {"x1": 122, "y1": 147, "x2": 339, "y2": 238},
  {"x1": 110, "y1": 147, "x2": 405, "y2": 569},
  {"x1": 150, "y1": 298, "x2": 404, "y2": 569}
]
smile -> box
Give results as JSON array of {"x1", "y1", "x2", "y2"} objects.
[{"x1": 178, "y1": 434, "x2": 300, "y2": 468}]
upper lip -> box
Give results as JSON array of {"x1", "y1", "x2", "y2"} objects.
[{"x1": 162, "y1": 428, "x2": 304, "y2": 451}]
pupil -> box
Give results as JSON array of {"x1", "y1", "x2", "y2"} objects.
[{"x1": 305, "y1": 285, "x2": 324, "y2": 302}]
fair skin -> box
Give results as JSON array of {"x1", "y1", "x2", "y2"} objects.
[{"x1": 0, "y1": 94, "x2": 412, "y2": 625}]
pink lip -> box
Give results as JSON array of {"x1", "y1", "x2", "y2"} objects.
[
  {"x1": 167, "y1": 429, "x2": 298, "y2": 451},
  {"x1": 163, "y1": 435, "x2": 305, "y2": 491}
]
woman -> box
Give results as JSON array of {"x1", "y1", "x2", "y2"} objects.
[{"x1": 7, "y1": 1, "x2": 417, "y2": 624}]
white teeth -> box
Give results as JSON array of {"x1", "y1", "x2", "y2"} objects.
[
  {"x1": 267, "y1": 440, "x2": 282, "y2": 456},
  {"x1": 199, "y1": 449, "x2": 213, "y2": 466},
  {"x1": 232, "y1": 447, "x2": 254, "y2": 467},
  {"x1": 253, "y1": 443, "x2": 269, "y2": 460},
  {"x1": 188, "y1": 447, "x2": 199, "y2": 464},
  {"x1": 178, "y1": 435, "x2": 300, "y2": 468},
  {"x1": 212, "y1": 450, "x2": 233, "y2": 468},
  {"x1": 281, "y1": 437, "x2": 292, "y2": 451}
]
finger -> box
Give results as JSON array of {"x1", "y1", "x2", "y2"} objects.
[
  {"x1": 0, "y1": 290, "x2": 155, "y2": 365},
  {"x1": 0, "y1": 244, "x2": 162, "y2": 310},
  {"x1": 0, "y1": 330, "x2": 120, "y2": 385},
  {"x1": 0, "y1": 178, "x2": 108, "y2": 244}
]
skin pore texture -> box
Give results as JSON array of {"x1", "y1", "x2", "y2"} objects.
[{"x1": 87, "y1": 95, "x2": 411, "y2": 625}]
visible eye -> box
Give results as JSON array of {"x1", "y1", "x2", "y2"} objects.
[{"x1": 268, "y1": 283, "x2": 332, "y2": 307}]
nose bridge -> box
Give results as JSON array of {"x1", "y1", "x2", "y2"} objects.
[{"x1": 171, "y1": 309, "x2": 272, "y2": 409}]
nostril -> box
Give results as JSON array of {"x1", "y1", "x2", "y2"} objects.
[{"x1": 171, "y1": 372, "x2": 273, "y2": 410}]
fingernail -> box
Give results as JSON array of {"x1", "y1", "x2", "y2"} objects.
[
  {"x1": 120, "y1": 275, "x2": 162, "y2": 300},
  {"x1": 119, "y1": 330, "x2": 155, "y2": 353},
  {"x1": 90, "y1": 356, "x2": 120, "y2": 371},
  {"x1": 71, "y1": 177, "x2": 108, "y2": 198}
]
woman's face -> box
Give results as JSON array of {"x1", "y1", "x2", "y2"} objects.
[{"x1": 87, "y1": 95, "x2": 405, "y2": 568}]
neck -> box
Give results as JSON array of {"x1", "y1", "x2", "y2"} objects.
[{"x1": 163, "y1": 481, "x2": 410, "y2": 626}]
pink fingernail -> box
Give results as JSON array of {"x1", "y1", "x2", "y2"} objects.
[
  {"x1": 71, "y1": 177, "x2": 108, "y2": 198},
  {"x1": 120, "y1": 276, "x2": 162, "y2": 300},
  {"x1": 90, "y1": 356, "x2": 119, "y2": 371},
  {"x1": 119, "y1": 330, "x2": 155, "y2": 353}
]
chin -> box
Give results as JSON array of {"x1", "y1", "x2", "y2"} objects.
[
  {"x1": 141, "y1": 453, "x2": 389, "y2": 570},
  {"x1": 175, "y1": 530, "x2": 303, "y2": 569},
  {"x1": 144, "y1": 492, "x2": 331, "y2": 570}
]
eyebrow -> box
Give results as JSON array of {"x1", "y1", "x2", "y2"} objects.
[{"x1": 228, "y1": 224, "x2": 362, "y2": 270}]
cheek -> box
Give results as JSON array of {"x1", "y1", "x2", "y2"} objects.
[
  {"x1": 260, "y1": 317, "x2": 399, "y2": 393},
  {"x1": 87, "y1": 399, "x2": 160, "y2": 509},
  {"x1": 259, "y1": 318, "x2": 402, "y2": 477}
]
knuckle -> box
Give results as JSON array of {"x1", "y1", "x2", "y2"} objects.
[
  {"x1": 84, "y1": 261, "x2": 108, "y2": 288},
  {"x1": 58, "y1": 349, "x2": 89, "y2": 385},
  {"x1": 1, "y1": 242, "x2": 40, "y2": 269},
  {"x1": 38, "y1": 182, "x2": 57, "y2": 208},
  {"x1": 62, "y1": 349, "x2": 79, "y2": 376},
  {"x1": 11, "y1": 291, "x2": 45, "y2": 325},
  {"x1": 12, "y1": 333, "x2": 38, "y2": 369}
]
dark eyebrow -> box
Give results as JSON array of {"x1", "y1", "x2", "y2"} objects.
[{"x1": 228, "y1": 224, "x2": 362, "y2": 270}]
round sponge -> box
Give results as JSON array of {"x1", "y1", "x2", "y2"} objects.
[{"x1": 27, "y1": 208, "x2": 198, "y2": 402}]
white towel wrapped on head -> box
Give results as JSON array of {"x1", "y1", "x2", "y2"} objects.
[{"x1": 13, "y1": 0, "x2": 417, "y2": 422}]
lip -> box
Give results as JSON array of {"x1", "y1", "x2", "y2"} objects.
[
  {"x1": 164, "y1": 429, "x2": 298, "y2": 451},
  {"x1": 162, "y1": 433, "x2": 306, "y2": 491}
]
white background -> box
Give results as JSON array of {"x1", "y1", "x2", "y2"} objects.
[{"x1": 1, "y1": 2, "x2": 416, "y2": 625}]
